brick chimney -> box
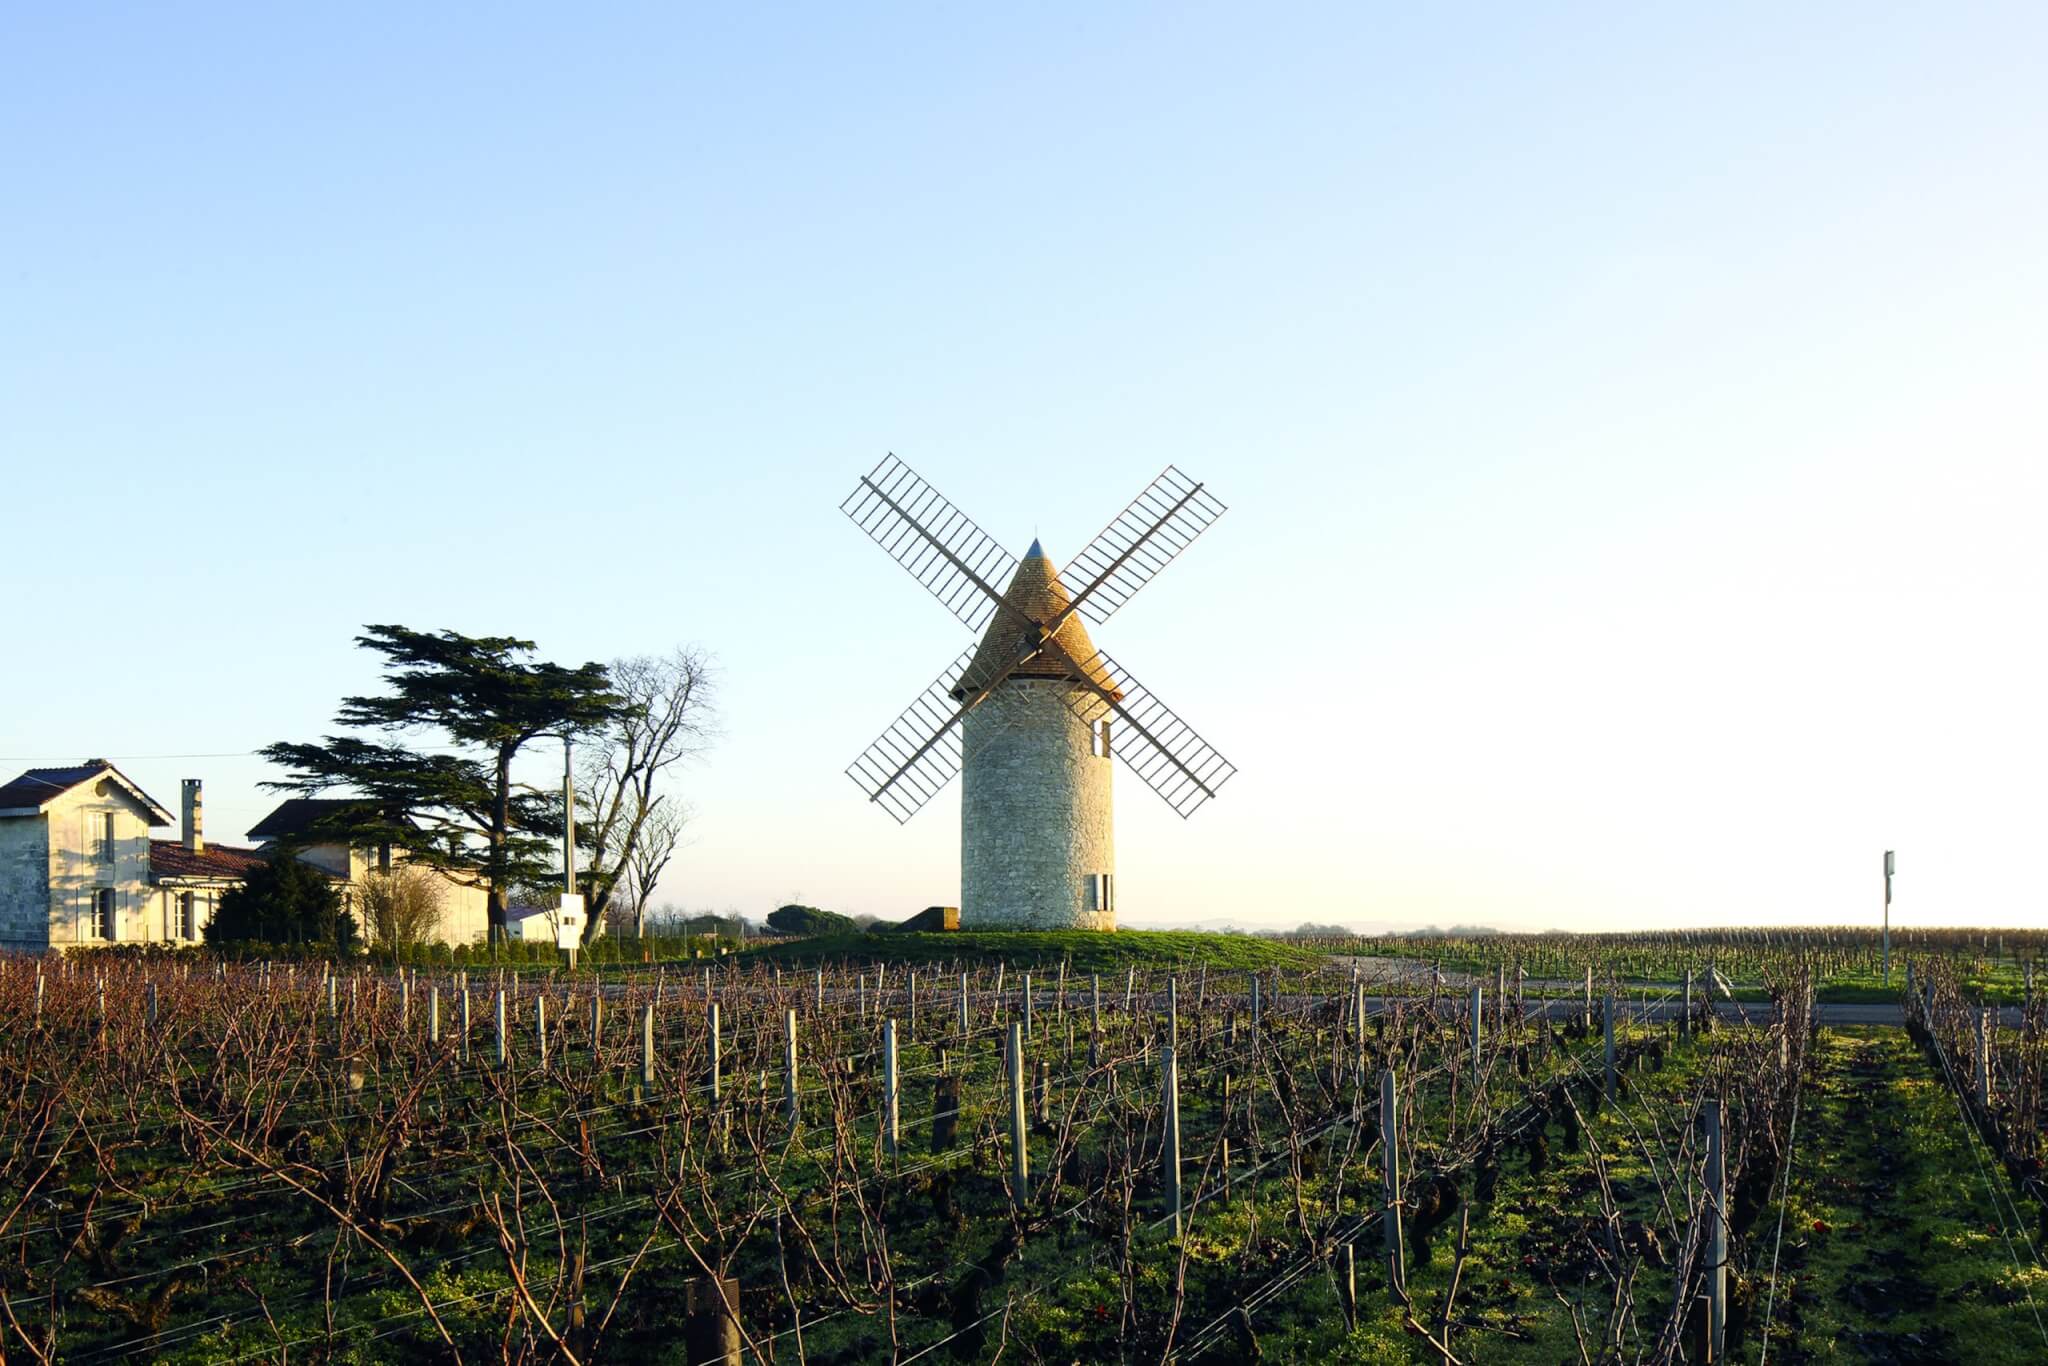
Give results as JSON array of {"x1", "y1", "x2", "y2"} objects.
[{"x1": 181, "y1": 779, "x2": 204, "y2": 853}]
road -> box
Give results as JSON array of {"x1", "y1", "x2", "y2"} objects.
[{"x1": 1356, "y1": 996, "x2": 2023, "y2": 1028}]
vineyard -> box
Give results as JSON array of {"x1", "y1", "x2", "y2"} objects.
[{"x1": 1, "y1": 936, "x2": 2045, "y2": 1363}]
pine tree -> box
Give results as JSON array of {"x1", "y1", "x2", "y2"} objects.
[
  {"x1": 207, "y1": 854, "x2": 357, "y2": 950},
  {"x1": 261, "y1": 626, "x2": 624, "y2": 943}
]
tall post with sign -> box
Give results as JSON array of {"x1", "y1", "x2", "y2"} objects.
[
  {"x1": 1883, "y1": 850, "x2": 1895, "y2": 986},
  {"x1": 558, "y1": 739, "x2": 584, "y2": 970}
]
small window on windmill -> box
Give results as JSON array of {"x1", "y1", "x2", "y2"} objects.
[
  {"x1": 1091, "y1": 719, "x2": 1111, "y2": 758},
  {"x1": 1089, "y1": 873, "x2": 1114, "y2": 912}
]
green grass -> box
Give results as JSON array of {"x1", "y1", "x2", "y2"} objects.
[
  {"x1": 1762, "y1": 1027, "x2": 2048, "y2": 1363},
  {"x1": 736, "y1": 928, "x2": 1332, "y2": 972}
]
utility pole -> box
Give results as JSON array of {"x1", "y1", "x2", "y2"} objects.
[{"x1": 558, "y1": 738, "x2": 583, "y2": 971}]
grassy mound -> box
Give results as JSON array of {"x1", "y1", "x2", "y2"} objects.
[{"x1": 738, "y1": 928, "x2": 1328, "y2": 973}]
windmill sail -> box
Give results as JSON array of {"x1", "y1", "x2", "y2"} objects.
[
  {"x1": 1059, "y1": 466, "x2": 1228, "y2": 627},
  {"x1": 841, "y1": 454, "x2": 1020, "y2": 631},
  {"x1": 1056, "y1": 647, "x2": 1237, "y2": 818},
  {"x1": 846, "y1": 648, "x2": 1036, "y2": 823}
]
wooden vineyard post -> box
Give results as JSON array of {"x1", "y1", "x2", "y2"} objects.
[
  {"x1": 1163, "y1": 1044, "x2": 1183, "y2": 1235},
  {"x1": 1978, "y1": 1009, "x2": 1992, "y2": 1111},
  {"x1": 1381, "y1": 1068, "x2": 1404, "y2": 1296},
  {"x1": 495, "y1": 989, "x2": 508, "y2": 1070},
  {"x1": 1705, "y1": 1098, "x2": 1727, "y2": 1362},
  {"x1": 641, "y1": 1003, "x2": 656, "y2": 1087},
  {"x1": 146, "y1": 981, "x2": 157, "y2": 1029},
  {"x1": 1683, "y1": 969, "x2": 1693, "y2": 1038},
  {"x1": 958, "y1": 971, "x2": 970, "y2": 1041},
  {"x1": 429, "y1": 986, "x2": 441, "y2": 1045},
  {"x1": 814, "y1": 968, "x2": 824, "y2": 1014},
  {"x1": 591, "y1": 987, "x2": 603, "y2": 1066},
  {"x1": 1022, "y1": 972, "x2": 1033, "y2": 1038},
  {"x1": 708, "y1": 1000, "x2": 725, "y2": 1147},
  {"x1": 1251, "y1": 972, "x2": 1262, "y2": 1037},
  {"x1": 907, "y1": 971, "x2": 917, "y2": 1044},
  {"x1": 784, "y1": 1008, "x2": 800, "y2": 1129},
  {"x1": 683, "y1": 1275, "x2": 742, "y2": 1366},
  {"x1": 1007, "y1": 1021, "x2": 1029, "y2": 1205},
  {"x1": 399, "y1": 972, "x2": 409, "y2": 1029},
  {"x1": 1603, "y1": 992, "x2": 1616, "y2": 1101},
  {"x1": 1168, "y1": 976, "x2": 1180, "y2": 1054},
  {"x1": 1341, "y1": 1243, "x2": 1358, "y2": 1330},
  {"x1": 536, "y1": 995, "x2": 549, "y2": 1067},
  {"x1": 1125, "y1": 965, "x2": 1136, "y2": 1018},
  {"x1": 1495, "y1": 961, "x2": 1506, "y2": 1031},
  {"x1": 460, "y1": 987, "x2": 471, "y2": 1062},
  {"x1": 1470, "y1": 985, "x2": 1483, "y2": 1087},
  {"x1": 1583, "y1": 965, "x2": 1593, "y2": 1032},
  {"x1": 1353, "y1": 981, "x2": 1367, "y2": 1097},
  {"x1": 1090, "y1": 974, "x2": 1102, "y2": 1067},
  {"x1": 883, "y1": 1017, "x2": 901, "y2": 1159},
  {"x1": 1056, "y1": 960, "x2": 1067, "y2": 1025}
]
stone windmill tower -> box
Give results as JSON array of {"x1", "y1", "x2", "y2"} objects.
[{"x1": 842, "y1": 455, "x2": 1235, "y2": 930}]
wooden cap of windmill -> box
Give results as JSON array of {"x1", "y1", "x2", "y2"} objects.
[{"x1": 952, "y1": 539, "x2": 1123, "y2": 699}]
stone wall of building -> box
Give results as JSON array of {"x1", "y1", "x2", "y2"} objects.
[
  {"x1": 46, "y1": 782, "x2": 157, "y2": 949},
  {"x1": 960, "y1": 679, "x2": 1115, "y2": 930},
  {"x1": 0, "y1": 816, "x2": 51, "y2": 952}
]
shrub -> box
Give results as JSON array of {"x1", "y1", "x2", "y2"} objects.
[
  {"x1": 766, "y1": 904, "x2": 855, "y2": 936},
  {"x1": 207, "y1": 855, "x2": 358, "y2": 952}
]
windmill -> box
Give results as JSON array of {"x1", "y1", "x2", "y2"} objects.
[{"x1": 841, "y1": 455, "x2": 1236, "y2": 929}]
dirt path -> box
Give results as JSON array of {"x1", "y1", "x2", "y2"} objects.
[{"x1": 1757, "y1": 1027, "x2": 2048, "y2": 1364}]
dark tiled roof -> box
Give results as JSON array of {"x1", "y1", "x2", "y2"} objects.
[
  {"x1": 151, "y1": 840, "x2": 268, "y2": 882},
  {"x1": 0, "y1": 761, "x2": 173, "y2": 823},
  {"x1": 0, "y1": 762, "x2": 116, "y2": 810},
  {"x1": 247, "y1": 798, "x2": 377, "y2": 841}
]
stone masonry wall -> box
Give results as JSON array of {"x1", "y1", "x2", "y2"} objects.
[
  {"x1": 0, "y1": 817, "x2": 51, "y2": 952},
  {"x1": 960, "y1": 680, "x2": 1114, "y2": 930}
]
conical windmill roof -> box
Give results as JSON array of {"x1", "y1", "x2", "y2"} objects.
[{"x1": 952, "y1": 541, "x2": 1123, "y2": 700}]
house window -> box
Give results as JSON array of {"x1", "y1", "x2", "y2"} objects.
[
  {"x1": 94, "y1": 888, "x2": 116, "y2": 941},
  {"x1": 97, "y1": 812, "x2": 117, "y2": 864},
  {"x1": 1088, "y1": 873, "x2": 1114, "y2": 913},
  {"x1": 176, "y1": 892, "x2": 196, "y2": 941},
  {"x1": 1091, "y1": 720, "x2": 1112, "y2": 758}
]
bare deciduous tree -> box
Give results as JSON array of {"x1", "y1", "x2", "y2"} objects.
[
  {"x1": 576, "y1": 647, "x2": 717, "y2": 941},
  {"x1": 610, "y1": 800, "x2": 687, "y2": 938},
  {"x1": 356, "y1": 865, "x2": 446, "y2": 946}
]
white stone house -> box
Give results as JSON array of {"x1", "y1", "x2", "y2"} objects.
[
  {"x1": 0, "y1": 763, "x2": 490, "y2": 951},
  {"x1": 504, "y1": 904, "x2": 560, "y2": 944},
  {"x1": 0, "y1": 761, "x2": 270, "y2": 951},
  {"x1": 246, "y1": 798, "x2": 492, "y2": 946}
]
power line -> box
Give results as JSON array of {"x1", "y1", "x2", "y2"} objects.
[{"x1": 0, "y1": 751, "x2": 262, "y2": 763}]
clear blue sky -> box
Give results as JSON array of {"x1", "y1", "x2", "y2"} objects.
[{"x1": 5, "y1": 3, "x2": 2045, "y2": 931}]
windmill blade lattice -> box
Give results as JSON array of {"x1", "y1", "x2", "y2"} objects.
[
  {"x1": 1060, "y1": 648, "x2": 1237, "y2": 818},
  {"x1": 846, "y1": 648, "x2": 1036, "y2": 823},
  {"x1": 1060, "y1": 466, "x2": 1228, "y2": 627},
  {"x1": 841, "y1": 454, "x2": 1020, "y2": 631}
]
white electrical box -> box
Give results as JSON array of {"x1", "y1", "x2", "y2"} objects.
[{"x1": 556, "y1": 894, "x2": 585, "y2": 950}]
